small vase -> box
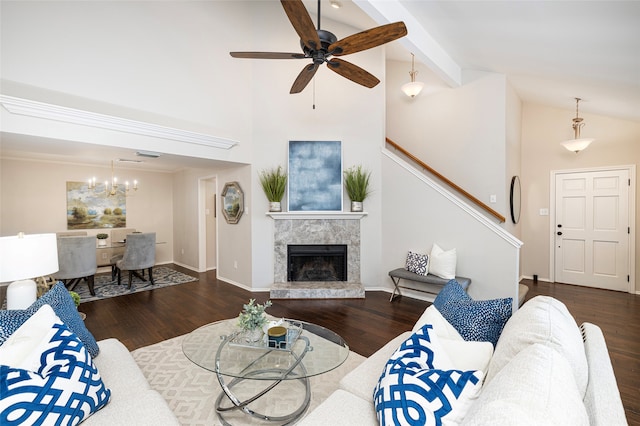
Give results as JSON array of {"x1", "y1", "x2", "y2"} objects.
[
  {"x1": 245, "y1": 328, "x2": 263, "y2": 343},
  {"x1": 98, "y1": 239, "x2": 107, "y2": 247},
  {"x1": 268, "y1": 201, "x2": 282, "y2": 212},
  {"x1": 351, "y1": 201, "x2": 363, "y2": 212}
]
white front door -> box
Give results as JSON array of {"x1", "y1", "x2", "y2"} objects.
[{"x1": 554, "y1": 169, "x2": 630, "y2": 291}]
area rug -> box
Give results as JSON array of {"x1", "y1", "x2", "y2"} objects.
[
  {"x1": 72, "y1": 267, "x2": 197, "y2": 303},
  {"x1": 132, "y1": 333, "x2": 366, "y2": 426}
]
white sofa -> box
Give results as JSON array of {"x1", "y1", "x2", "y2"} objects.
[
  {"x1": 300, "y1": 296, "x2": 627, "y2": 425},
  {"x1": 85, "y1": 338, "x2": 179, "y2": 425}
]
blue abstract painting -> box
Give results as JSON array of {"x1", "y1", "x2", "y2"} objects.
[{"x1": 288, "y1": 141, "x2": 342, "y2": 211}]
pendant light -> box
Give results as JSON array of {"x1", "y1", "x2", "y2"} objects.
[
  {"x1": 401, "y1": 53, "x2": 424, "y2": 98},
  {"x1": 561, "y1": 98, "x2": 594, "y2": 153}
]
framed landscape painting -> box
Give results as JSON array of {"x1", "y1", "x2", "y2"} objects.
[
  {"x1": 288, "y1": 141, "x2": 342, "y2": 211},
  {"x1": 66, "y1": 181, "x2": 126, "y2": 229}
]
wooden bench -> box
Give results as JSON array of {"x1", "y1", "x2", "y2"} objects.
[{"x1": 388, "y1": 268, "x2": 471, "y2": 302}]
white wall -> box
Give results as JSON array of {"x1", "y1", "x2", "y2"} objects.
[
  {"x1": 247, "y1": 3, "x2": 386, "y2": 290},
  {"x1": 521, "y1": 103, "x2": 640, "y2": 291},
  {"x1": 381, "y1": 152, "x2": 521, "y2": 307},
  {"x1": 0, "y1": 1, "x2": 255, "y2": 164},
  {"x1": 0, "y1": 158, "x2": 174, "y2": 265},
  {"x1": 386, "y1": 62, "x2": 509, "y2": 216}
]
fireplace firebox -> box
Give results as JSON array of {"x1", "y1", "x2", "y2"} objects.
[{"x1": 287, "y1": 244, "x2": 347, "y2": 282}]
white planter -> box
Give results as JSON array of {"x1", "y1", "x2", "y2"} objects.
[
  {"x1": 98, "y1": 239, "x2": 107, "y2": 247},
  {"x1": 351, "y1": 201, "x2": 363, "y2": 212},
  {"x1": 268, "y1": 201, "x2": 282, "y2": 212}
]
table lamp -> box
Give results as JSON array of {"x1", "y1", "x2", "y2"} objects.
[{"x1": 0, "y1": 232, "x2": 59, "y2": 310}]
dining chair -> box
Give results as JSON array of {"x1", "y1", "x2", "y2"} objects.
[
  {"x1": 112, "y1": 232, "x2": 156, "y2": 288},
  {"x1": 53, "y1": 235, "x2": 97, "y2": 295}
]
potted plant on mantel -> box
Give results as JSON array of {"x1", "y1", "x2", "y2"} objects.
[
  {"x1": 259, "y1": 166, "x2": 287, "y2": 212},
  {"x1": 344, "y1": 165, "x2": 371, "y2": 212},
  {"x1": 96, "y1": 233, "x2": 109, "y2": 247}
]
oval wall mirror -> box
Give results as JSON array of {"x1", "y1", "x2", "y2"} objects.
[{"x1": 510, "y1": 176, "x2": 521, "y2": 224}]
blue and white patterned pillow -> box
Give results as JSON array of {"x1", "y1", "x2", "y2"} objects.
[
  {"x1": 0, "y1": 282, "x2": 99, "y2": 357},
  {"x1": 373, "y1": 325, "x2": 483, "y2": 426},
  {"x1": 406, "y1": 251, "x2": 429, "y2": 276},
  {"x1": 434, "y1": 280, "x2": 512, "y2": 347},
  {"x1": 0, "y1": 306, "x2": 111, "y2": 425}
]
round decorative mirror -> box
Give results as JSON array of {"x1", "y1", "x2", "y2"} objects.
[{"x1": 510, "y1": 176, "x2": 521, "y2": 224}]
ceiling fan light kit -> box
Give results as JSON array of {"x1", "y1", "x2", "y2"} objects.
[
  {"x1": 561, "y1": 97, "x2": 595, "y2": 153},
  {"x1": 230, "y1": 0, "x2": 407, "y2": 94}
]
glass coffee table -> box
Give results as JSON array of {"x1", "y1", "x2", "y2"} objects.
[{"x1": 182, "y1": 318, "x2": 349, "y2": 425}]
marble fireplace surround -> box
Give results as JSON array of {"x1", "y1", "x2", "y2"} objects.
[{"x1": 268, "y1": 212, "x2": 366, "y2": 299}]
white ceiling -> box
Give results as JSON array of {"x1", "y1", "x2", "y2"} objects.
[{"x1": 2, "y1": 0, "x2": 639, "y2": 172}]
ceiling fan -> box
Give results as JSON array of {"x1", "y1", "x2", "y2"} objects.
[{"x1": 230, "y1": 0, "x2": 407, "y2": 94}]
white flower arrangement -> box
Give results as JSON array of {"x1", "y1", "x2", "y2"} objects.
[{"x1": 237, "y1": 299, "x2": 272, "y2": 331}]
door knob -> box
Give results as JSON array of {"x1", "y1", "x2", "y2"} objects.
[{"x1": 557, "y1": 231, "x2": 563, "y2": 236}]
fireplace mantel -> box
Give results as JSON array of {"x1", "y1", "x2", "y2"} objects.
[{"x1": 266, "y1": 212, "x2": 367, "y2": 220}]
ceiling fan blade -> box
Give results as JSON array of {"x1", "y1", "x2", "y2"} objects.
[
  {"x1": 290, "y1": 63, "x2": 319, "y2": 94},
  {"x1": 230, "y1": 52, "x2": 306, "y2": 59},
  {"x1": 329, "y1": 22, "x2": 408, "y2": 56},
  {"x1": 326, "y1": 58, "x2": 380, "y2": 88},
  {"x1": 281, "y1": 0, "x2": 321, "y2": 51}
]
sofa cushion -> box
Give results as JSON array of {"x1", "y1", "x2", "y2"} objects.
[
  {"x1": 340, "y1": 332, "x2": 412, "y2": 401},
  {"x1": 373, "y1": 324, "x2": 483, "y2": 426},
  {"x1": 297, "y1": 389, "x2": 377, "y2": 426},
  {"x1": 0, "y1": 282, "x2": 99, "y2": 357},
  {"x1": 433, "y1": 280, "x2": 512, "y2": 347},
  {"x1": 461, "y1": 343, "x2": 589, "y2": 426},
  {"x1": 485, "y1": 295, "x2": 588, "y2": 397},
  {"x1": 0, "y1": 305, "x2": 110, "y2": 425},
  {"x1": 406, "y1": 251, "x2": 429, "y2": 276},
  {"x1": 429, "y1": 243, "x2": 457, "y2": 279}
]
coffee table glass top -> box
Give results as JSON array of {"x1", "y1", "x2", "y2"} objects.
[{"x1": 182, "y1": 318, "x2": 349, "y2": 380}]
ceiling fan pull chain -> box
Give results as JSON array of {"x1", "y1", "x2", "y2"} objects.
[{"x1": 313, "y1": 78, "x2": 316, "y2": 109}]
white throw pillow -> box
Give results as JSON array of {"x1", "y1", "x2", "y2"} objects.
[
  {"x1": 412, "y1": 305, "x2": 463, "y2": 340},
  {"x1": 461, "y1": 343, "x2": 589, "y2": 426},
  {"x1": 440, "y1": 338, "x2": 494, "y2": 373},
  {"x1": 429, "y1": 243, "x2": 457, "y2": 279},
  {"x1": 0, "y1": 304, "x2": 59, "y2": 370}
]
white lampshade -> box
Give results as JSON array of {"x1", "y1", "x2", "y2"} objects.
[
  {"x1": 401, "y1": 81, "x2": 424, "y2": 98},
  {"x1": 0, "y1": 233, "x2": 59, "y2": 283},
  {"x1": 561, "y1": 137, "x2": 594, "y2": 153}
]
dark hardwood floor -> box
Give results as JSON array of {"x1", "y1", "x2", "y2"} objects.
[{"x1": 81, "y1": 265, "x2": 639, "y2": 424}]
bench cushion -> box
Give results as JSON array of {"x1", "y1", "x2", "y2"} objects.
[{"x1": 389, "y1": 268, "x2": 471, "y2": 289}]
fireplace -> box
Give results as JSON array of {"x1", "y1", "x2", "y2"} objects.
[{"x1": 287, "y1": 244, "x2": 347, "y2": 282}]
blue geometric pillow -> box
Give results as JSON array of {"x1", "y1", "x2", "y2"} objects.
[
  {"x1": 0, "y1": 282, "x2": 99, "y2": 357},
  {"x1": 433, "y1": 280, "x2": 512, "y2": 347},
  {"x1": 374, "y1": 324, "x2": 483, "y2": 425},
  {"x1": 406, "y1": 251, "x2": 429, "y2": 276},
  {"x1": 0, "y1": 311, "x2": 111, "y2": 425}
]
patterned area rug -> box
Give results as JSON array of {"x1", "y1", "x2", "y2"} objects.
[
  {"x1": 132, "y1": 333, "x2": 366, "y2": 425},
  {"x1": 72, "y1": 267, "x2": 197, "y2": 303}
]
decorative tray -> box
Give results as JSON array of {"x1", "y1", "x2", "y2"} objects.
[{"x1": 228, "y1": 319, "x2": 303, "y2": 352}]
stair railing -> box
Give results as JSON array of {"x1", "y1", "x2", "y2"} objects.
[{"x1": 386, "y1": 137, "x2": 506, "y2": 223}]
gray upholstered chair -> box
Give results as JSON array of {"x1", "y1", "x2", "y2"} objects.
[
  {"x1": 53, "y1": 235, "x2": 97, "y2": 295},
  {"x1": 112, "y1": 232, "x2": 156, "y2": 288}
]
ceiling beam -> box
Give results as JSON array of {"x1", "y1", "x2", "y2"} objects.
[{"x1": 354, "y1": 0, "x2": 461, "y2": 88}]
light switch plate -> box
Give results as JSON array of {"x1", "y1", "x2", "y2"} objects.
[{"x1": 539, "y1": 208, "x2": 549, "y2": 216}]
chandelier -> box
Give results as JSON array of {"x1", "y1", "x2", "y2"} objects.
[
  {"x1": 560, "y1": 98, "x2": 595, "y2": 153},
  {"x1": 88, "y1": 160, "x2": 138, "y2": 196}
]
